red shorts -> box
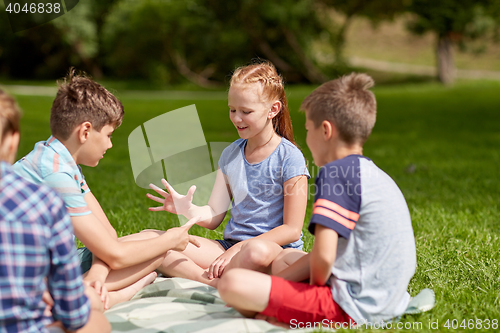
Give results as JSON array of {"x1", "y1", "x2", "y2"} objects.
[{"x1": 260, "y1": 276, "x2": 355, "y2": 327}]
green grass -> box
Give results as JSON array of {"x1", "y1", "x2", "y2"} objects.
[{"x1": 12, "y1": 80, "x2": 500, "y2": 332}]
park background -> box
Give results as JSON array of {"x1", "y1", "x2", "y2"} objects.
[{"x1": 1, "y1": 1, "x2": 500, "y2": 332}]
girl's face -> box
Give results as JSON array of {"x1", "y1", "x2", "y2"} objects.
[{"x1": 228, "y1": 83, "x2": 273, "y2": 140}]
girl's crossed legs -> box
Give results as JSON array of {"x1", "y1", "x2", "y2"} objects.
[{"x1": 144, "y1": 231, "x2": 285, "y2": 287}]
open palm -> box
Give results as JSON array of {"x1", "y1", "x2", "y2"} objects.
[{"x1": 147, "y1": 179, "x2": 196, "y2": 217}]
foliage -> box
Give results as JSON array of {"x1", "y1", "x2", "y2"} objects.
[
  {"x1": 102, "y1": 0, "x2": 326, "y2": 85},
  {"x1": 407, "y1": 0, "x2": 497, "y2": 40},
  {"x1": 0, "y1": 0, "x2": 329, "y2": 84},
  {"x1": 406, "y1": 0, "x2": 500, "y2": 84},
  {"x1": 315, "y1": 0, "x2": 407, "y2": 65}
]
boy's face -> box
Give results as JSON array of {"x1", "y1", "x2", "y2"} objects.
[
  {"x1": 305, "y1": 111, "x2": 328, "y2": 167},
  {"x1": 79, "y1": 124, "x2": 114, "y2": 167}
]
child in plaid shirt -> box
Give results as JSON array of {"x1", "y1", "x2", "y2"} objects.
[{"x1": 0, "y1": 90, "x2": 110, "y2": 332}]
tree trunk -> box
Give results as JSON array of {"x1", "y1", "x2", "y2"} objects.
[
  {"x1": 334, "y1": 14, "x2": 354, "y2": 65},
  {"x1": 437, "y1": 34, "x2": 455, "y2": 85},
  {"x1": 170, "y1": 50, "x2": 222, "y2": 89},
  {"x1": 282, "y1": 28, "x2": 328, "y2": 83}
]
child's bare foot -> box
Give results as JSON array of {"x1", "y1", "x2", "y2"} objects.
[
  {"x1": 208, "y1": 277, "x2": 219, "y2": 288},
  {"x1": 107, "y1": 271, "x2": 157, "y2": 309}
]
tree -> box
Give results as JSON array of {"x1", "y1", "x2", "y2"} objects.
[
  {"x1": 103, "y1": 0, "x2": 328, "y2": 85},
  {"x1": 408, "y1": 0, "x2": 499, "y2": 85},
  {"x1": 316, "y1": 0, "x2": 406, "y2": 65}
]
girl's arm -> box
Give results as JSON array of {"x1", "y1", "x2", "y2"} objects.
[
  {"x1": 207, "y1": 175, "x2": 308, "y2": 279},
  {"x1": 251, "y1": 175, "x2": 308, "y2": 245},
  {"x1": 148, "y1": 169, "x2": 232, "y2": 230}
]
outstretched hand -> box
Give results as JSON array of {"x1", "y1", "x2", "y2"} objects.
[{"x1": 147, "y1": 179, "x2": 196, "y2": 217}]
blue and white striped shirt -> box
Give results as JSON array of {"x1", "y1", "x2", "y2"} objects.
[{"x1": 13, "y1": 136, "x2": 91, "y2": 217}]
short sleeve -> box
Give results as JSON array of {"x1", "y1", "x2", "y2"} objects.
[
  {"x1": 77, "y1": 166, "x2": 90, "y2": 194},
  {"x1": 218, "y1": 140, "x2": 242, "y2": 176},
  {"x1": 308, "y1": 161, "x2": 361, "y2": 239},
  {"x1": 44, "y1": 172, "x2": 91, "y2": 217},
  {"x1": 282, "y1": 145, "x2": 310, "y2": 182},
  {"x1": 218, "y1": 146, "x2": 229, "y2": 175}
]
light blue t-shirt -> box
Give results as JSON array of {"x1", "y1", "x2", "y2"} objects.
[
  {"x1": 13, "y1": 136, "x2": 91, "y2": 217},
  {"x1": 309, "y1": 155, "x2": 416, "y2": 324},
  {"x1": 218, "y1": 138, "x2": 310, "y2": 249}
]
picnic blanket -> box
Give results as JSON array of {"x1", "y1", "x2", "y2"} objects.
[{"x1": 104, "y1": 277, "x2": 435, "y2": 333}]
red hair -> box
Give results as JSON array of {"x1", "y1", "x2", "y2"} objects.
[{"x1": 230, "y1": 60, "x2": 296, "y2": 146}]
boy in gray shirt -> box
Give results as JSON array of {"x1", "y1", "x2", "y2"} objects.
[{"x1": 218, "y1": 73, "x2": 417, "y2": 328}]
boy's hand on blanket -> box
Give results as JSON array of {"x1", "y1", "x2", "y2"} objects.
[
  {"x1": 86, "y1": 280, "x2": 110, "y2": 310},
  {"x1": 208, "y1": 245, "x2": 239, "y2": 279},
  {"x1": 42, "y1": 290, "x2": 54, "y2": 317},
  {"x1": 84, "y1": 285, "x2": 105, "y2": 313},
  {"x1": 167, "y1": 216, "x2": 202, "y2": 251},
  {"x1": 147, "y1": 179, "x2": 195, "y2": 217}
]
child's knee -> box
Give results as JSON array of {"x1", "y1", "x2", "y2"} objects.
[
  {"x1": 240, "y1": 240, "x2": 277, "y2": 266},
  {"x1": 218, "y1": 269, "x2": 243, "y2": 298}
]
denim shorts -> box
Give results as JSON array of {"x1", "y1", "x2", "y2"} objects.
[
  {"x1": 216, "y1": 239, "x2": 241, "y2": 250},
  {"x1": 216, "y1": 239, "x2": 298, "y2": 250},
  {"x1": 77, "y1": 247, "x2": 93, "y2": 274}
]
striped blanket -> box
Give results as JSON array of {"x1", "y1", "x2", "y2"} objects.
[{"x1": 105, "y1": 277, "x2": 435, "y2": 332}]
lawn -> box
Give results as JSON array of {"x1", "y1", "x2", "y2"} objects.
[{"x1": 10, "y1": 79, "x2": 500, "y2": 332}]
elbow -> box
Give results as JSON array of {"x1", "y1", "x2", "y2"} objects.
[
  {"x1": 103, "y1": 252, "x2": 127, "y2": 270},
  {"x1": 289, "y1": 227, "x2": 302, "y2": 243},
  {"x1": 108, "y1": 258, "x2": 126, "y2": 270}
]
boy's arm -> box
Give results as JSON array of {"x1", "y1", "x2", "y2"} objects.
[
  {"x1": 83, "y1": 256, "x2": 111, "y2": 306},
  {"x1": 84, "y1": 192, "x2": 117, "y2": 239},
  {"x1": 72, "y1": 214, "x2": 200, "y2": 270},
  {"x1": 309, "y1": 224, "x2": 338, "y2": 286},
  {"x1": 73, "y1": 286, "x2": 111, "y2": 333}
]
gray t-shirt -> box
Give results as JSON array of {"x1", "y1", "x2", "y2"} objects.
[
  {"x1": 309, "y1": 155, "x2": 416, "y2": 324},
  {"x1": 219, "y1": 138, "x2": 310, "y2": 249}
]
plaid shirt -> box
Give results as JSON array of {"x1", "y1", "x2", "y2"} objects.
[{"x1": 0, "y1": 161, "x2": 90, "y2": 332}]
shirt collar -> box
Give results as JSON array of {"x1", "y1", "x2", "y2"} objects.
[{"x1": 45, "y1": 135, "x2": 77, "y2": 167}]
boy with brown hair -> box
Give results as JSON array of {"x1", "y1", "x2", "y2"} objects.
[
  {"x1": 13, "y1": 69, "x2": 200, "y2": 309},
  {"x1": 0, "y1": 89, "x2": 110, "y2": 333},
  {"x1": 218, "y1": 73, "x2": 417, "y2": 327}
]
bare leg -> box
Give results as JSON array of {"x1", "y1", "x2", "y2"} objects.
[
  {"x1": 271, "y1": 248, "x2": 307, "y2": 275},
  {"x1": 148, "y1": 230, "x2": 225, "y2": 287},
  {"x1": 225, "y1": 239, "x2": 284, "y2": 274},
  {"x1": 107, "y1": 271, "x2": 157, "y2": 308},
  {"x1": 83, "y1": 231, "x2": 166, "y2": 309},
  {"x1": 218, "y1": 268, "x2": 272, "y2": 316},
  {"x1": 102, "y1": 231, "x2": 166, "y2": 291}
]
